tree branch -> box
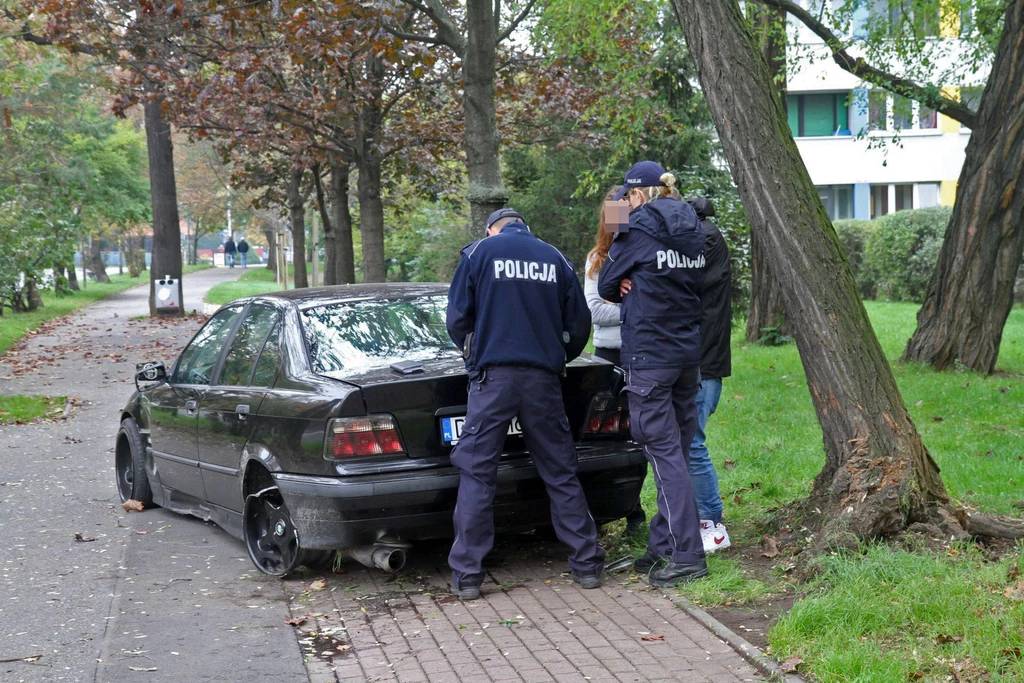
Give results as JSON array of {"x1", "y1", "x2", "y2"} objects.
[
  {"x1": 391, "y1": 0, "x2": 466, "y2": 56},
  {"x1": 497, "y1": 0, "x2": 539, "y2": 44},
  {"x1": 758, "y1": 0, "x2": 978, "y2": 129},
  {"x1": 2, "y1": 8, "x2": 100, "y2": 55}
]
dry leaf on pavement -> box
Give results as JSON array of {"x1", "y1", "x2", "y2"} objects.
[
  {"x1": 122, "y1": 499, "x2": 144, "y2": 512},
  {"x1": 284, "y1": 617, "x2": 307, "y2": 627},
  {"x1": 640, "y1": 635, "x2": 665, "y2": 642},
  {"x1": 309, "y1": 579, "x2": 326, "y2": 591}
]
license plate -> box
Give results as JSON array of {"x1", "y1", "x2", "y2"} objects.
[{"x1": 441, "y1": 415, "x2": 522, "y2": 445}]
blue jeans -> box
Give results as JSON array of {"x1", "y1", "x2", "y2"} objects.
[
  {"x1": 239, "y1": 252, "x2": 247, "y2": 268},
  {"x1": 690, "y1": 378, "x2": 724, "y2": 523}
]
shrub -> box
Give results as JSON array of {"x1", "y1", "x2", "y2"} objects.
[
  {"x1": 833, "y1": 219, "x2": 874, "y2": 300},
  {"x1": 862, "y1": 206, "x2": 950, "y2": 303}
]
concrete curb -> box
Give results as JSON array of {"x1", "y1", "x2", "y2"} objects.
[{"x1": 669, "y1": 594, "x2": 804, "y2": 682}]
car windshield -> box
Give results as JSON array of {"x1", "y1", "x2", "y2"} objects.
[{"x1": 301, "y1": 295, "x2": 459, "y2": 375}]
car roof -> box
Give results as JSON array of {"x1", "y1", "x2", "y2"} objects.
[{"x1": 236, "y1": 282, "x2": 450, "y2": 310}]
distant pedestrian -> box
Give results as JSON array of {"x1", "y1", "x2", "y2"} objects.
[
  {"x1": 446, "y1": 208, "x2": 604, "y2": 600},
  {"x1": 224, "y1": 236, "x2": 237, "y2": 268},
  {"x1": 686, "y1": 196, "x2": 732, "y2": 554},
  {"x1": 237, "y1": 237, "x2": 250, "y2": 268},
  {"x1": 598, "y1": 160, "x2": 709, "y2": 587}
]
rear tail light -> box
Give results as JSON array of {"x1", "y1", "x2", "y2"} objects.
[
  {"x1": 324, "y1": 415, "x2": 405, "y2": 459},
  {"x1": 584, "y1": 395, "x2": 630, "y2": 437}
]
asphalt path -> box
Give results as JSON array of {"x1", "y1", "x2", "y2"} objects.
[{"x1": 0, "y1": 267, "x2": 308, "y2": 683}]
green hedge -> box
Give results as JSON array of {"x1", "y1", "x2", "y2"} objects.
[{"x1": 834, "y1": 206, "x2": 950, "y2": 303}]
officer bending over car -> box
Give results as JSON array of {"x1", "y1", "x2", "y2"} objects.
[
  {"x1": 446, "y1": 208, "x2": 606, "y2": 601},
  {"x1": 598, "y1": 161, "x2": 710, "y2": 587}
]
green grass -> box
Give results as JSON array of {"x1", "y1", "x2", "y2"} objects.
[
  {"x1": 769, "y1": 543, "x2": 1024, "y2": 681},
  {"x1": 204, "y1": 264, "x2": 316, "y2": 305},
  {"x1": 610, "y1": 301, "x2": 1023, "y2": 676},
  {"x1": 0, "y1": 394, "x2": 67, "y2": 424}
]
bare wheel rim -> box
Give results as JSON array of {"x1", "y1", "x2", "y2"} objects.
[
  {"x1": 244, "y1": 486, "x2": 301, "y2": 577},
  {"x1": 115, "y1": 436, "x2": 134, "y2": 502}
]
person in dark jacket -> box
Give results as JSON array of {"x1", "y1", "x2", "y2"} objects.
[
  {"x1": 224, "y1": 236, "x2": 237, "y2": 268},
  {"x1": 598, "y1": 161, "x2": 709, "y2": 587},
  {"x1": 686, "y1": 197, "x2": 732, "y2": 553},
  {"x1": 446, "y1": 208, "x2": 604, "y2": 600},
  {"x1": 237, "y1": 237, "x2": 250, "y2": 268}
]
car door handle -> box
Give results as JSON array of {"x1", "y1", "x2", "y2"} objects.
[
  {"x1": 236, "y1": 404, "x2": 250, "y2": 420},
  {"x1": 185, "y1": 400, "x2": 198, "y2": 415}
]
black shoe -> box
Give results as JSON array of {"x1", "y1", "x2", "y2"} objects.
[
  {"x1": 451, "y1": 584, "x2": 481, "y2": 600},
  {"x1": 632, "y1": 550, "x2": 667, "y2": 573},
  {"x1": 648, "y1": 561, "x2": 709, "y2": 587},
  {"x1": 572, "y1": 572, "x2": 602, "y2": 589}
]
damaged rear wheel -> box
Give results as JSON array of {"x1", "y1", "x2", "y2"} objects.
[{"x1": 244, "y1": 485, "x2": 321, "y2": 577}]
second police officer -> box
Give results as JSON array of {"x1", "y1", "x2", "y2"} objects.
[
  {"x1": 446, "y1": 208, "x2": 605, "y2": 600},
  {"x1": 598, "y1": 161, "x2": 710, "y2": 586}
]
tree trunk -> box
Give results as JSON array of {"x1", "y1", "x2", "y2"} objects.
[
  {"x1": 669, "y1": 0, "x2": 954, "y2": 540},
  {"x1": 744, "y1": 3, "x2": 790, "y2": 343},
  {"x1": 462, "y1": 0, "x2": 509, "y2": 233},
  {"x1": 143, "y1": 96, "x2": 184, "y2": 316},
  {"x1": 264, "y1": 228, "x2": 277, "y2": 274},
  {"x1": 89, "y1": 236, "x2": 111, "y2": 283},
  {"x1": 312, "y1": 164, "x2": 336, "y2": 286},
  {"x1": 286, "y1": 167, "x2": 309, "y2": 289},
  {"x1": 26, "y1": 278, "x2": 43, "y2": 311},
  {"x1": 357, "y1": 157, "x2": 386, "y2": 282},
  {"x1": 331, "y1": 160, "x2": 356, "y2": 284},
  {"x1": 902, "y1": 3, "x2": 1024, "y2": 373},
  {"x1": 67, "y1": 262, "x2": 80, "y2": 291}
]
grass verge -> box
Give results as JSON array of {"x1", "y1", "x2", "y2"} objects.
[
  {"x1": 204, "y1": 263, "x2": 325, "y2": 305},
  {"x1": 611, "y1": 301, "x2": 1022, "y2": 675},
  {"x1": 0, "y1": 395, "x2": 67, "y2": 424}
]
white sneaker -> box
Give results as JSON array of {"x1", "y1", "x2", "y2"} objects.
[{"x1": 701, "y1": 520, "x2": 731, "y2": 554}]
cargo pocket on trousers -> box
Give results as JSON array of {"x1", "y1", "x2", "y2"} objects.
[{"x1": 621, "y1": 384, "x2": 654, "y2": 445}]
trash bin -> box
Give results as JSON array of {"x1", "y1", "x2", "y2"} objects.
[{"x1": 155, "y1": 275, "x2": 179, "y2": 313}]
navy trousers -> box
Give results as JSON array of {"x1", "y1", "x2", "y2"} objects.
[
  {"x1": 449, "y1": 366, "x2": 605, "y2": 589},
  {"x1": 624, "y1": 365, "x2": 706, "y2": 565}
]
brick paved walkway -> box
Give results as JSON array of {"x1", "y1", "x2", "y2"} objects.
[{"x1": 284, "y1": 537, "x2": 763, "y2": 683}]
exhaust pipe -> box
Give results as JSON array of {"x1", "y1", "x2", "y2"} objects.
[{"x1": 342, "y1": 545, "x2": 407, "y2": 573}]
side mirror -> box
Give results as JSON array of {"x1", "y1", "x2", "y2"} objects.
[{"x1": 135, "y1": 361, "x2": 167, "y2": 392}]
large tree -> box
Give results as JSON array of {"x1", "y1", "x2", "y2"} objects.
[
  {"x1": 761, "y1": 0, "x2": 1024, "y2": 373},
  {"x1": 668, "y1": 0, "x2": 1022, "y2": 541}
]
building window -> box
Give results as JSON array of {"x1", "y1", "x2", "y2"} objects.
[
  {"x1": 868, "y1": 90, "x2": 888, "y2": 131},
  {"x1": 892, "y1": 95, "x2": 914, "y2": 130},
  {"x1": 917, "y1": 183, "x2": 940, "y2": 208},
  {"x1": 894, "y1": 184, "x2": 913, "y2": 211},
  {"x1": 918, "y1": 104, "x2": 937, "y2": 129},
  {"x1": 868, "y1": 91, "x2": 942, "y2": 132},
  {"x1": 788, "y1": 93, "x2": 850, "y2": 137},
  {"x1": 873, "y1": 0, "x2": 939, "y2": 37},
  {"x1": 817, "y1": 185, "x2": 854, "y2": 221},
  {"x1": 871, "y1": 185, "x2": 889, "y2": 218}
]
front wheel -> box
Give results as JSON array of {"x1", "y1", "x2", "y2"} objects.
[{"x1": 114, "y1": 418, "x2": 153, "y2": 506}]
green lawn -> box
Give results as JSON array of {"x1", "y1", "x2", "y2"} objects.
[
  {"x1": 0, "y1": 394, "x2": 67, "y2": 425},
  {"x1": 623, "y1": 301, "x2": 1024, "y2": 681},
  {"x1": 204, "y1": 265, "x2": 299, "y2": 305}
]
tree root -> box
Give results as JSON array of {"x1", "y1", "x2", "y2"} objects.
[{"x1": 958, "y1": 510, "x2": 1024, "y2": 539}]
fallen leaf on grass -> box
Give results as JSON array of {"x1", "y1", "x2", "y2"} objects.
[
  {"x1": 122, "y1": 500, "x2": 144, "y2": 512},
  {"x1": 780, "y1": 657, "x2": 803, "y2": 673},
  {"x1": 908, "y1": 671, "x2": 925, "y2": 680},
  {"x1": 723, "y1": 458, "x2": 736, "y2": 470},
  {"x1": 733, "y1": 495, "x2": 742, "y2": 504},
  {"x1": 128, "y1": 666, "x2": 157, "y2": 672},
  {"x1": 1002, "y1": 647, "x2": 1022, "y2": 660},
  {"x1": 761, "y1": 536, "x2": 780, "y2": 558},
  {"x1": 284, "y1": 617, "x2": 307, "y2": 627},
  {"x1": 935, "y1": 633, "x2": 964, "y2": 644},
  {"x1": 1003, "y1": 581, "x2": 1024, "y2": 601},
  {"x1": 309, "y1": 579, "x2": 326, "y2": 591},
  {"x1": 74, "y1": 533, "x2": 97, "y2": 542},
  {"x1": 1008, "y1": 560, "x2": 1019, "y2": 582},
  {"x1": 932, "y1": 416, "x2": 944, "y2": 422},
  {"x1": 640, "y1": 635, "x2": 664, "y2": 642}
]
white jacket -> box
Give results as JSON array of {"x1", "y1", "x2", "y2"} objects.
[{"x1": 584, "y1": 253, "x2": 622, "y2": 350}]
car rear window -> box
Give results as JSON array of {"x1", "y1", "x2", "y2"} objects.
[{"x1": 300, "y1": 296, "x2": 459, "y2": 375}]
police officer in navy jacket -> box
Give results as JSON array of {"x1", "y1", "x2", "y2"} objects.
[
  {"x1": 446, "y1": 209, "x2": 604, "y2": 600},
  {"x1": 598, "y1": 161, "x2": 710, "y2": 587}
]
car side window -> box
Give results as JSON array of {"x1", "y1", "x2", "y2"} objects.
[
  {"x1": 173, "y1": 306, "x2": 244, "y2": 385},
  {"x1": 219, "y1": 305, "x2": 280, "y2": 387},
  {"x1": 250, "y1": 321, "x2": 281, "y2": 388}
]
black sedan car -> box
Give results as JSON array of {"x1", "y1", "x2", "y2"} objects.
[{"x1": 116, "y1": 284, "x2": 644, "y2": 577}]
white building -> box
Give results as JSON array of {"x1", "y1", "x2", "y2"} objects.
[{"x1": 787, "y1": 1, "x2": 986, "y2": 220}]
